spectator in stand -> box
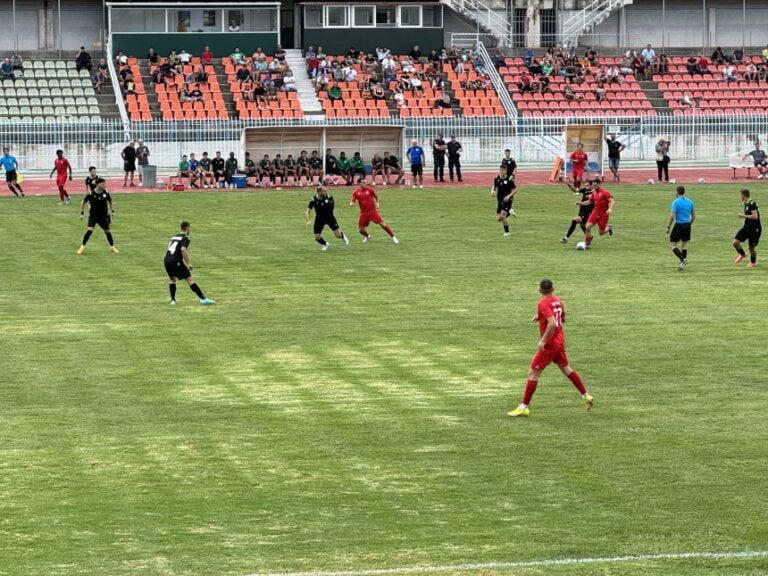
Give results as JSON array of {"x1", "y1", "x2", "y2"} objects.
[
  {"x1": 410, "y1": 74, "x2": 424, "y2": 95},
  {"x1": 230, "y1": 47, "x2": 245, "y2": 64},
  {"x1": 595, "y1": 84, "x2": 606, "y2": 102},
  {"x1": 147, "y1": 48, "x2": 159, "y2": 64},
  {"x1": 306, "y1": 53, "x2": 320, "y2": 78},
  {"x1": 392, "y1": 87, "x2": 406, "y2": 109},
  {"x1": 194, "y1": 65, "x2": 208, "y2": 84},
  {"x1": 75, "y1": 46, "x2": 92, "y2": 73},
  {"x1": 371, "y1": 81, "x2": 385, "y2": 100},
  {"x1": 178, "y1": 49, "x2": 191, "y2": 64},
  {"x1": 376, "y1": 47, "x2": 390, "y2": 62},
  {"x1": 427, "y1": 49, "x2": 440, "y2": 70},
  {"x1": 723, "y1": 63, "x2": 738, "y2": 84},
  {"x1": 454, "y1": 57, "x2": 465, "y2": 74},
  {"x1": 228, "y1": 20, "x2": 240, "y2": 32},
  {"x1": 434, "y1": 93, "x2": 452, "y2": 109},
  {"x1": 314, "y1": 72, "x2": 329, "y2": 94},
  {"x1": 169, "y1": 50, "x2": 180, "y2": 65},
  {"x1": 758, "y1": 64, "x2": 768, "y2": 83},
  {"x1": 448, "y1": 46, "x2": 461, "y2": 68},
  {"x1": 762, "y1": 44, "x2": 768, "y2": 65},
  {"x1": 327, "y1": 81, "x2": 343, "y2": 101},
  {"x1": 698, "y1": 55, "x2": 711, "y2": 74},
  {"x1": 431, "y1": 74, "x2": 445, "y2": 91},
  {"x1": 252, "y1": 80, "x2": 267, "y2": 107},
  {"x1": 343, "y1": 65, "x2": 358, "y2": 83},
  {"x1": 711, "y1": 47, "x2": 727, "y2": 65},
  {"x1": 11, "y1": 52, "x2": 23, "y2": 71},
  {"x1": 527, "y1": 57, "x2": 542, "y2": 75},
  {"x1": 631, "y1": 53, "x2": 645, "y2": 79},
  {"x1": 680, "y1": 93, "x2": 693, "y2": 107},
  {"x1": 123, "y1": 73, "x2": 136, "y2": 95},
  {"x1": 1, "y1": 58, "x2": 16, "y2": 80},
  {"x1": 744, "y1": 146, "x2": 768, "y2": 179},
  {"x1": 275, "y1": 44, "x2": 286, "y2": 62},
  {"x1": 283, "y1": 69, "x2": 297, "y2": 92},
  {"x1": 409, "y1": 44, "x2": 422, "y2": 63},
  {"x1": 201, "y1": 46, "x2": 214, "y2": 65},
  {"x1": 517, "y1": 73, "x2": 533, "y2": 94},
  {"x1": 180, "y1": 83, "x2": 203, "y2": 103},
  {"x1": 347, "y1": 46, "x2": 361, "y2": 64},
  {"x1": 620, "y1": 53, "x2": 634, "y2": 75},
  {"x1": 115, "y1": 50, "x2": 128, "y2": 67},
  {"x1": 595, "y1": 65, "x2": 608, "y2": 86},
  {"x1": 686, "y1": 54, "x2": 702, "y2": 74},
  {"x1": 492, "y1": 50, "x2": 505, "y2": 70},
  {"x1": 732, "y1": 48, "x2": 744, "y2": 64},
  {"x1": 316, "y1": 46, "x2": 326, "y2": 60},
  {"x1": 744, "y1": 63, "x2": 760, "y2": 83},
  {"x1": 650, "y1": 53, "x2": 669, "y2": 75},
  {"x1": 563, "y1": 84, "x2": 583, "y2": 102},
  {"x1": 236, "y1": 63, "x2": 250, "y2": 85},
  {"x1": 641, "y1": 44, "x2": 656, "y2": 69},
  {"x1": 606, "y1": 65, "x2": 623, "y2": 84},
  {"x1": 263, "y1": 76, "x2": 279, "y2": 103},
  {"x1": 92, "y1": 67, "x2": 108, "y2": 94},
  {"x1": 655, "y1": 138, "x2": 671, "y2": 183},
  {"x1": 537, "y1": 75, "x2": 551, "y2": 94},
  {"x1": 585, "y1": 47, "x2": 599, "y2": 66}
]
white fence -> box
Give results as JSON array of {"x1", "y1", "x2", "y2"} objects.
[{"x1": 1, "y1": 115, "x2": 767, "y2": 172}]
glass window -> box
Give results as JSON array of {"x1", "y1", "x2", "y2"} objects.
[
  {"x1": 228, "y1": 10, "x2": 243, "y2": 31},
  {"x1": 203, "y1": 10, "x2": 217, "y2": 28},
  {"x1": 111, "y1": 8, "x2": 166, "y2": 33},
  {"x1": 353, "y1": 6, "x2": 375, "y2": 27},
  {"x1": 175, "y1": 10, "x2": 191, "y2": 32},
  {"x1": 399, "y1": 6, "x2": 422, "y2": 27},
  {"x1": 376, "y1": 7, "x2": 396, "y2": 27},
  {"x1": 422, "y1": 6, "x2": 443, "y2": 28},
  {"x1": 305, "y1": 7, "x2": 323, "y2": 28},
  {"x1": 243, "y1": 8, "x2": 278, "y2": 32},
  {"x1": 324, "y1": 6, "x2": 348, "y2": 28}
]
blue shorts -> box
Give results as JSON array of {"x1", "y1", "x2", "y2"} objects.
[{"x1": 608, "y1": 157, "x2": 620, "y2": 171}]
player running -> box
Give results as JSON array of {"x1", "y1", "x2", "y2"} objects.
[
  {"x1": 77, "y1": 178, "x2": 119, "y2": 255},
  {"x1": 582, "y1": 177, "x2": 614, "y2": 248},
  {"x1": 569, "y1": 143, "x2": 588, "y2": 188},
  {"x1": 305, "y1": 186, "x2": 350, "y2": 251},
  {"x1": 350, "y1": 182, "x2": 399, "y2": 244},
  {"x1": 508, "y1": 278, "x2": 594, "y2": 417},
  {"x1": 733, "y1": 189, "x2": 761, "y2": 268},
  {"x1": 500, "y1": 149, "x2": 517, "y2": 178},
  {"x1": 1, "y1": 147, "x2": 25, "y2": 197},
  {"x1": 164, "y1": 221, "x2": 215, "y2": 305},
  {"x1": 491, "y1": 166, "x2": 517, "y2": 237},
  {"x1": 561, "y1": 178, "x2": 594, "y2": 244},
  {"x1": 49, "y1": 149, "x2": 72, "y2": 204},
  {"x1": 666, "y1": 186, "x2": 695, "y2": 270}
]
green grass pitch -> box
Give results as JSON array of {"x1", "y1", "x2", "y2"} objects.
[{"x1": 1, "y1": 183, "x2": 767, "y2": 576}]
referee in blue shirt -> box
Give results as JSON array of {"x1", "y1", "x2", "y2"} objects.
[{"x1": 666, "y1": 186, "x2": 695, "y2": 270}]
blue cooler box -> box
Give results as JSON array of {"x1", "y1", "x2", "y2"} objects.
[{"x1": 231, "y1": 175, "x2": 248, "y2": 189}]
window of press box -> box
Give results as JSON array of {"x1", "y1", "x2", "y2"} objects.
[
  {"x1": 324, "y1": 6, "x2": 349, "y2": 27},
  {"x1": 376, "y1": 6, "x2": 396, "y2": 27},
  {"x1": 354, "y1": 6, "x2": 375, "y2": 27},
  {"x1": 304, "y1": 7, "x2": 323, "y2": 28},
  {"x1": 422, "y1": 6, "x2": 442, "y2": 27},
  {"x1": 398, "y1": 5, "x2": 421, "y2": 27}
]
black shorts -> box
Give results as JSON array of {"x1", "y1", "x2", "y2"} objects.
[
  {"x1": 314, "y1": 217, "x2": 340, "y2": 234},
  {"x1": 578, "y1": 208, "x2": 593, "y2": 221},
  {"x1": 165, "y1": 259, "x2": 191, "y2": 280},
  {"x1": 497, "y1": 200, "x2": 513, "y2": 215},
  {"x1": 670, "y1": 222, "x2": 692, "y2": 243},
  {"x1": 88, "y1": 214, "x2": 111, "y2": 229},
  {"x1": 5, "y1": 170, "x2": 17, "y2": 182},
  {"x1": 124, "y1": 161, "x2": 136, "y2": 172},
  {"x1": 411, "y1": 163, "x2": 423, "y2": 176},
  {"x1": 735, "y1": 225, "x2": 762, "y2": 247}
]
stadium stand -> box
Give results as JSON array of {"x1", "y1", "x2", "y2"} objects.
[
  {"x1": 0, "y1": 59, "x2": 105, "y2": 124},
  {"x1": 223, "y1": 55, "x2": 303, "y2": 121}
]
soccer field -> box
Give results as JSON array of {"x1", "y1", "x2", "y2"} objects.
[{"x1": 2, "y1": 184, "x2": 767, "y2": 576}]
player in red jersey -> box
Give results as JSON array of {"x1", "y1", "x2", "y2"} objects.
[
  {"x1": 569, "y1": 143, "x2": 588, "y2": 188},
  {"x1": 508, "y1": 278, "x2": 593, "y2": 417},
  {"x1": 49, "y1": 149, "x2": 72, "y2": 204},
  {"x1": 583, "y1": 177, "x2": 614, "y2": 247},
  {"x1": 350, "y1": 182, "x2": 399, "y2": 244}
]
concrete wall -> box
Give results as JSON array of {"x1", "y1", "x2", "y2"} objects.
[{"x1": 0, "y1": 0, "x2": 103, "y2": 51}]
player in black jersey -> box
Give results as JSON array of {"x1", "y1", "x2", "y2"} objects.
[
  {"x1": 272, "y1": 154, "x2": 285, "y2": 187},
  {"x1": 199, "y1": 152, "x2": 213, "y2": 188},
  {"x1": 733, "y1": 189, "x2": 761, "y2": 267},
  {"x1": 164, "y1": 221, "x2": 215, "y2": 305},
  {"x1": 309, "y1": 151, "x2": 323, "y2": 184},
  {"x1": 244, "y1": 152, "x2": 257, "y2": 186},
  {"x1": 84, "y1": 166, "x2": 99, "y2": 194},
  {"x1": 284, "y1": 155, "x2": 297, "y2": 186},
  {"x1": 77, "y1": 178, "x2": 118, "y2": 255},
  {"x1": 211, "y1": 151, "x2": 225, "y2": 188},
  {"x1": 257, "y1": 155, "x2": 274, "y2": 186},
  {"x1": 501, "y1": 149, "x2": 517, "y2": 178},
  {"x1": 491, "y1": 166, "x2": 517, "y2": 236},
  {"x1": 561, "y1": 179, "x2": 595, "y2": 243},
  {"x1": 305, "y1": 186, "x2": 349, "y2": 251}
]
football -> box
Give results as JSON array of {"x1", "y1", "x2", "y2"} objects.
[
  {"x1": 670, "y1": 178, "x2": 677, "y2": 184},
  {"x1": 576, "y1": 241, "x2": 587, "y2": 251},
  {"x1": 647, "y1": 178, "x2": 655, "y2": 184},
  {"x1": 697, "y1": 177, "x2": 706, "y2": 184}
]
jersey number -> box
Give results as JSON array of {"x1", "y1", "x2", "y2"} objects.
[
  {"x1": 167, "y1": 241, "x2": 178, "y2": 254},
  {"x1": 551, "y1": 305, "x2": 563, "y2": 327}
]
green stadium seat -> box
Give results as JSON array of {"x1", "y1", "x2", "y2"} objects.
[
  {"x1": 41, "y1": 97, "x2": 52, "y2": 106},
  {"x1": 62, "y1": 88, "x2": 73, "y2": 96},
  {"x1": 75, "y1": 97, "x2": 86, "y2": 106},
  {"x1": 79, "y1": 116, "x2": 90, "y2": 124},
  {"x1": 19, "y1": 106, "x2": 31, "y2": 115},
  {"x1": 33, "y1": 69, "x2": 45, "y2": 78},
  {"x1": 28, "y1": 88, "x2": 39, "y2": 97},
  {"x1": 6, "y1": 97, "x2": 18, "y2": 107},
  {"x1": 33, "y1": 61, "x2": 44, "y2": 69},
  {"x1": 79, "y1": 69, "x2": 90, "y2": 77},
  {"x1": 39, "y1": 87, "x2": 50, "y2": 96},
  {"x1": 44, "y1": 61, "x2": 55, "y2": 69},
  {"x1": 64, "y1": 97, "x2": 75, "y2": 106},
  {"x1": 88, "y1": 105, "x2": 100, "y2": 114},
  {"x1": 18, "y1": 97, "x2": 29, "y2": 106},
  {"x1": 10, "y1": 116, "x2": 22, "y2": 124},
  {"x1": 55, "y1": 60, "x2": 66, "y2": 68},
  {"x1": 15, "y1": 79, "x2": 26, "y2": 88},
  {"x1": 67, "y1": 69, "x2": 79, "y2": 78},
  {"x1": 82, "y1": 80, "x2": 94, "y2": 89},
  {"x1": 0, "y1": 106, "x2": 7, "y2": 115},
  {"x1": 26, "y1": 79, "x2": 37, "y2": 87},
  {"x1": 68, "y1": 116, "x2": 80, "y2": 124},
  {"x1": 60, "y1": 79, "x2": 71, "y2": 88},
  {"x1": 4, "y1": 88, "x2": 15, "y2": 97},
  {"x1": 37, "y1": 79, "x2": 48, "y2": 87},
  {"x1": 53, "y1": 97, "x2": 64, "y2": 106},
  {"x1": 33, "y1": 116, "x2": 44, "y2": 124},
  {"x1": 76, "y1": 106, "x2": 89, "y2": 115},
  {"x1": 43, "y1": 106, "x2": 54, "y2": 116},
  {"x1": 86, "y1": 96, "x2": 97, "y2": 106},
  {"x1": 49, "y1": 79, "x2": 59, "y2": 87},
  {"x1": 50, "y1": 88, "x2": 62, "y2": 96},
  {"x1": 54, "y1": 106, "x2": 66, "y2": 115},
  {"x1": 31, "y1": 106, "x2": 42, "y2": 115},
  {"x1": 16, "y1": 88, "x2": 27, "y2": 97},
  {"x1": 73, "y1": 87, "x2": 84, "y2": 96},
  {"x1": 8, "y1": 106, "x2": 19, "y2": 115},
  {"x1": 66, "y1": 60, "x2": 75, "y2": 68}
]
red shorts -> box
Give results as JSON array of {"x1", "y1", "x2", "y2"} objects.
[
  {"x1": 358, "y1": 211, "x2": 383, "y2": 228},
  {"x1": 56, "y1": 175, "x2": 67, "y2": 187},
  {"x1": 530, "y1": 345, "x2": 569, "y2": 371},
  {"x1": 572, "y1": 168, "x2": 584, "y2": 181},
  {"x1": 587, "y1": 211, "x2": 610, "y2": 232}
]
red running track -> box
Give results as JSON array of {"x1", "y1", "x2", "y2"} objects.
[{"x1": 3, "y1": 166, "x2": 749, "y2": 197}]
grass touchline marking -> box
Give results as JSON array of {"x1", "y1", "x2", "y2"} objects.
[{"x1": 245, "y1": 550, "x2": 768, "y2": 576}]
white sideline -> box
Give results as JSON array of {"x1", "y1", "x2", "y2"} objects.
[{"x1": 245, "y1": 550, "x2": 768, "y2": 576}]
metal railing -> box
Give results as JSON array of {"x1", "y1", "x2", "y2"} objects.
[
  {"x1": 105, "y1": 35, "x2": 131, "y2": 141},
  {"x1": 476, "y1": 41, "x2": 517, "y2": 120},
  {"x1": 1, "y1": 114, "x2": 767, "y2": 171},
  {"x1": 560, "y1": 0, "x2": 632, "y2": 49},
  {"x1": 441, "y1": 0, "x2": 513, "y2": 48}
]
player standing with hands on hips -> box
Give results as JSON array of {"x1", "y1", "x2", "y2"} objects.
[
  {"x1": 733, "y1": 189, "x2": 761, "y2": 267},
  {"x1": 508, "y1": 278, "x2": 594, "y2": 417},
  {"x1": 164, "y1": 221, "x2": 215, "y2": 305},
  {"x1": 666, "y1": 186, "x2": 695, "y2": 270}
]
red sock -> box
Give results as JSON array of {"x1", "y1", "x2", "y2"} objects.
[
  {"x1": 58, "y1": 186, "x2": 67, "y2": 201},
  {"x1": 522, "y1": 379, "x2": 538, "y2": 405},
  {"x1": 382, "y1": 225, "x2": 395, "y2": 238},
  {"x1": 567, "y1": 371, "x2": 586, "y2": 394},
  {"x1": 359, "y1": 230, "x2": 369, "y2": 238}
]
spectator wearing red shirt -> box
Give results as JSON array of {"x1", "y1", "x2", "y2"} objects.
[
  {"x1": 201, "y1": 46, "x2": 214, "y2": 65},
  {"x1": 569, "y1": 143, "x2": 588, "y2": 188},
  {"x1": 508, "y1": 278, "x2": 593, "y2": 417},
  {"x1": 49, "y1": 149, "x2": 72, "y2": 204}
]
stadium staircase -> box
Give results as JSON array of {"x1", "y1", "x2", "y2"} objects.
[
  {"x1": 0, "y1": 50, "x2": 114, "y2": 124},
  {"x1": 284, "y1": 49, "x2": 323, "y2": 117},
  {"x1": 440, "y1": 0, "x2": 512, "y2": 48},
  {"x1": 560, "y1": 0, "x2": 635, "y2": 48}
]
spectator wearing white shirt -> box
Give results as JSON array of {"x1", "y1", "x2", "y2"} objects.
[
  {"x1": 723, "y1": 63, "x2": 738, "y2": 84},
  {"x1": 178, "y1": 49, "x2": 191, "y2": 64},
  {"x1": 343, "y1": 66, "x2": 357, "y2": 82},
  {"x1": 115, "y1": 51, "x2": 128, "y2": 66},
  {"x1": 641, "y1": 44, "x2": 656, "y2": 68},
  {"x1": 376, "y1": 47, "x2": 390, "y2": 61}
]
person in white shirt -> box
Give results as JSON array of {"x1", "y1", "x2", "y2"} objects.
[
  {"x1": 344, "y1": 67, "x2": 358, "y2": 82},
  {"x1": 401, "y1": 58, "x2": 414, "y2": 74},
  {"x1": 723, "y1": 64, "x2": 738, "y2": 83},
  {"x1": 641, "y1": 44, "x2": 656, "y2": 67},
  {"x1": 228, "y1": 20, "x2": 240, "y2": 32},
  {"x1": 115, "y1": 51, "x2": 128, "y2": 66},
  {"x1": 376, "y1": 47, "x2": 390, "y2": 61},
  {"x1": 178, "y1": 50, "x2": 191, "y2": 64},
  {"x1": 393, "y1": 88, "x2": 405, "y2": 109}
]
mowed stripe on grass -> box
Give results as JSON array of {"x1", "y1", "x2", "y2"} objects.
[{"x1": 1, "y1": 184, "x2": 767, "y2": 576}]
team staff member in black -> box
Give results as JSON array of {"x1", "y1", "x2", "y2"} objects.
[
  {"x1": 491, "y1": 166, "x2": 517, "y2": 236},
  {"x1": 309, "y1": 151, "x2": 323, "y2": 184},
  {"x1": 447, "y1": 135, "x2": 463, "y2": 182},
  {"x1": 121, "y1": 141, "x2": 137, "y2": 187},
  {"x1": 733, "y1": 189, "x2": 761, "y2": 268},
  {"x1": 305, "y1": 186, "x2": 350, "y2": 251},
  {"x1": 211, "y1": 151, "x2": 225, "y2": 188},
  {"x1": 84, "y1": 166, "x2": 99, "y2": 193},
  {"x1": 164, "y1": 221, "x2": 215, "y2": 305},
  {"x1": 501, "y1": 148, "x2": 517, "y2": 178},
  {"x1": 432, "y1": 133, "x2": 447, "y2": 182},
  {"x1": 383, "y1": 151, "x2": 405, "y2": 185},
  {"x1": 606, "y1": 133, "x2": 626, "y2": 182},
  {"x1": 561, "y1": 179, "x2": 595, "y2": 243},
  {"x1": 77, "y1": 178, "x2": 119, "y2": 255}
]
